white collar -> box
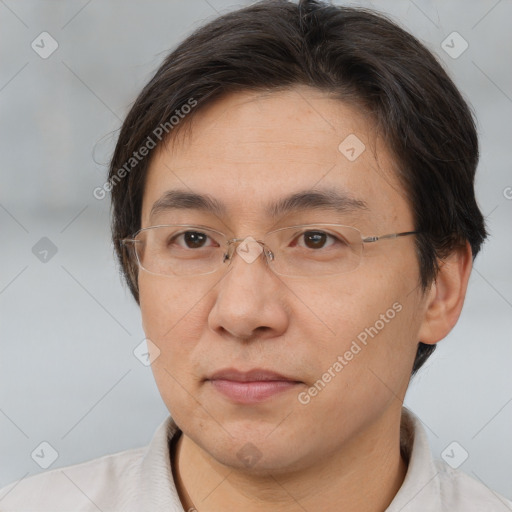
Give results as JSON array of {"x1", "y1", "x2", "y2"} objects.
[{"x1": 135, "y1": 407, "x2": 506, "y2": 511}]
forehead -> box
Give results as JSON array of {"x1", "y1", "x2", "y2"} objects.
[{"x1": 141, "y1": 86, "x2": 413, "y2": 231}]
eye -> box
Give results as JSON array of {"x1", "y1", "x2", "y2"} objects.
[
  {"x1": 293, "y1": 230, "x2": 344, "y2": 250},
  {"x1": 171, "y1": 230, "x2": 218, "y2": 249}
]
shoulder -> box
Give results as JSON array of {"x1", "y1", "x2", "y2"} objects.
[
  {"x1": 434, "y1": 459, "x2": 512, "y2": 511},
  {"x1": 0, "y1": 446, "x2": 145, "y2": 512},
  {"x1": 390, "y1": 408, "x2": 512, "y2": 511}
]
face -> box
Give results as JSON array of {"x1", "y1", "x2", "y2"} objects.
[{"x1": 138, "y1": 86, "x2": 428, "y2": 473}]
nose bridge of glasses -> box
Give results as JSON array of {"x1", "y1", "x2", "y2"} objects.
[{"x1": 225, "y1": 236, "x2": 272, "y2": 266}]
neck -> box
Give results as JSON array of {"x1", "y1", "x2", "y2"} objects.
[{"x1": 172, "y1": 408, "x2": 407, "y2": 512}]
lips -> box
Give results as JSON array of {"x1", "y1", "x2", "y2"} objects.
[
  {"x1": 206, "y1": 368, "x2": 302, "y2": 404},
  {"x1": 207, "y1": 368, "x2": 299, "y2": 382}
]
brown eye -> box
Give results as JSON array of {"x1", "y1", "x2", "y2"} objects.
[
  {"x1": 170, "y1": 231, "x2": 215, "y2": 249},
  {"x1": 303, "y1": 231, "x2": 328, "y2": 249},
  {"x1": 295, "y1": 230, "x2": 341, "y2": 250},
  {"x1": 183, "y1": 231, "x2": 208, "y2": 248}
]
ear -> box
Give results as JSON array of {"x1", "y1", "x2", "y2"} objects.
[{"x1": 417, "y1": 241, "x2": 473, "y2": 345}]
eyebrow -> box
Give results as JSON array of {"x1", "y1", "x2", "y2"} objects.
[{"x1": 149, "y1": 188, "x2": 369, "y2": 221}]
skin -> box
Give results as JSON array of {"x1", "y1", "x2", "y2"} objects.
[{"x1": 138, "y1": 86, "x2": 472, "y2": 511}]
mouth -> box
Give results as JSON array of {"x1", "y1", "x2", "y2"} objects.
[{"x1": 206, "y1": 368, "x2": 303, "y2": 404}]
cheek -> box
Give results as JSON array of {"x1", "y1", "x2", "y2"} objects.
[
  {"x1": 139, "y1": 276, "x2": 200, "y2": 386},
  {"x1": 290, "y1": 291, "x2": 417, "y2": 450},
  {"x1": 301, "y1": 270, "x2": 420, "y2": 398},
  {"x1": 139, "y1": 275, "x2": 208, "y2": 420},
  {"x1": 139, "y1": 273, "x2": 207, "y2": 341}
]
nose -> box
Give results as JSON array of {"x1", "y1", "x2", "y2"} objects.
[{"x1": 208, "y1": 238, "x2": 288, "y2": 341}]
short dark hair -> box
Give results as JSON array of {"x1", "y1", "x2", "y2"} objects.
[{"x1": 108, "y1": 0, "x2": 487, "y2": 374}]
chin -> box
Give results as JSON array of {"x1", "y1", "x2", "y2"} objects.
[{"x1": 188, "y1": 417, "x2": 317, "y2": 474}]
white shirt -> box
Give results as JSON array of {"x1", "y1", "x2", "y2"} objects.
[{"x1": 1, "y1": 407, "x2": 510, "y2": 511}]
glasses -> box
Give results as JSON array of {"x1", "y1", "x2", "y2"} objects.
[{"x1": 121, "y1": 224, "x2": 419, "y2": 278}]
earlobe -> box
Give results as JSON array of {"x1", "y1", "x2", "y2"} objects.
[{"x1": 417, "y1": 241, "x2": 473, "y2": 345}]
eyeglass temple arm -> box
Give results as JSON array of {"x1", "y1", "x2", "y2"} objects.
[
  {"x1": 362, "y1": 231, "x2": 419, "y2": 243},
  {"x1": 120, "y1": 238, "x2": 142, "y2": 245}
]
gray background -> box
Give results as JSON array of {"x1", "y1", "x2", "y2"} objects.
[{"x1": 1, "y1": 0, "x2": 511, "y2": 502}]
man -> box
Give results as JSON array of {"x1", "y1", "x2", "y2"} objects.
[{"x1": 1, "y1": 1, "x2": 510, "y2": 510}]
